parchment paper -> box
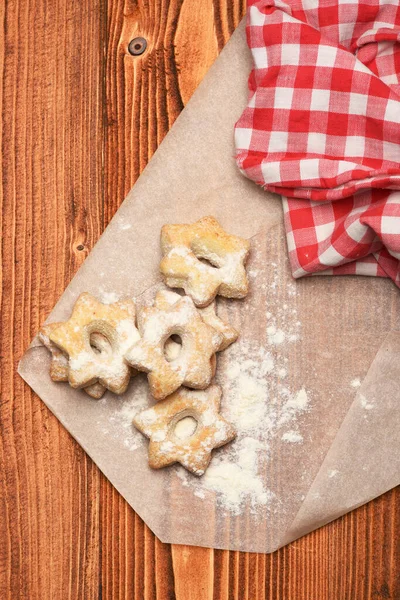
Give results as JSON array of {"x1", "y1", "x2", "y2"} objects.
[{"x1": 18, "y1": 20, "x2": 400, "y2": 553}]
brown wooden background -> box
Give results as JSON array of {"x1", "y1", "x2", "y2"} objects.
[{"x1": 0, "y1": 1, "x2": 399, "y2": 598}]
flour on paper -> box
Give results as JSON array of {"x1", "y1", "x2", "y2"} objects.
[
  {"x1": 173, "y1": 296, "x2": 310, "y2": 516},
  {"x1": 115, "y1": 214, "x2": 133, "y2": 231},
  {"x1": 98, "y1": 377, "x2": 150, "y2": 451},
  {"x1": 351, "y1": 378, "x2": 362, "y2": 388},
  {"x1": 99, "y1": 289, "x2": 121, "y2": 304},
  {"x1": 360, "y1": 394, "x2": 374, "y2": 410},
  {"x1": 282, "y1": 430, "x2": 303, "y2": 443}
]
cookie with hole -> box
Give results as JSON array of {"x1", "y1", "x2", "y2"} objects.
[
  {"x1": 154, "y1": 288, "x2": 239, "y2": 351},
  {"x1": 48, "y1": 293, "x2": 139, "y2": 395},
  {"x1": 160, "y1": 216, "x2": 250, "y2": 307},
  {"x1": 39, "y1": 323, "x2": 107, "y2": 399},
  {"x1": 125, "y1": 295, "x2": 223, "y2": 401},
  {"x1": 133, "y1": 385, "x2": 236, "y2": 476}
]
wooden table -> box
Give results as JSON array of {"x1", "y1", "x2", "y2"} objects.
[{"x1": 1, "y1": 1, "x2": 399, "y2": 598}]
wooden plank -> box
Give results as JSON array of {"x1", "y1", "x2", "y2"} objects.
[
  {"x1": 171, "y1": 545, "x2": 214, "y2": 600},
  {"x1": 0, "y1": 0, "x2": 105, "y2": 598},
  {"x1": 1, "y1": 0, "x2": 399, "y2": 598}
]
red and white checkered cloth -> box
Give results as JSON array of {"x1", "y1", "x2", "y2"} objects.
[{"x1": 235, "y1": 0, "x2": 400, "y2": 287}]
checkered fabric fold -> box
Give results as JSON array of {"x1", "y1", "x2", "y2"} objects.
[{"x1": 235, "y1": 0, "x2": 400, "y2": 286}]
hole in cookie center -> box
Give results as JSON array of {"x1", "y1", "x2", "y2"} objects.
[
  {"x1": 196, "y1": 256, "x2": 220, "y2": 269},
  {"x1": 90, "y1": 333, "x2": 112, "y2": 356},
  {"x1": 163, "y1": 334, "x2": 182, "y2": 362},
  {"x1": 174, "y1": 416, "x2": 198, "y2": 439}
]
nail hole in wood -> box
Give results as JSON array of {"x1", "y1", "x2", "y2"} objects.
[
  {"x1": 77, "y1": 244, "x2": 85, "y2": 251},
  {"x1": 128, "y1": 37, "x2": 147, "y2": 56}
]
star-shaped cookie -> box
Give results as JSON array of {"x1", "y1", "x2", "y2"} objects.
[
  {"x1": 160, "y1": 216, "x2": 250, "y2": 307},
  {"x1": 133, "y1": 385, "x2": 236, "y2": 475},
  {"x1": 49, "y1": 293, "x2": 139, "y2": 394},
  {"x1": 125, "y1": 295, "x2": 222, "y2": 400},
  {"x1": 154, "y1": 289, "x2": 238, "y2": 351},
  {"x1": 39, "y1": 323, "x2": 107, "y2": 399}
]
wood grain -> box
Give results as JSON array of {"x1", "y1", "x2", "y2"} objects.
[
  {"x1": 0, "y1": 1, "x2": 103, "y2": 598},
  {"x1": 0, "y1": 0, "x2": 399, "y2": 598}
]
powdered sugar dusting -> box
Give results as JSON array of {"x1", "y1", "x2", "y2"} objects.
[
  {"x1": 360, "y1": 394, "x2": 374, "y2": 410},
  {"x1": 69, "y1": 350, "x2": 93, "y2": 370},
  {"x1": 99, "y1": 296, "x2": 310, "y2": 516},
  {"x1": 175, "y1": 318, "x2": 310, "y2": 515},
  {"x1": 100, "y1": 377, "x2": 151, "y2": 451},
  {"x1": 282, "y1": 430, "x2": 303, "y2": 443},
  {"x1": 283, "y1": 388, "x2": 309, "y2": 413},
  {"x1": 99, "y1": 258, "x2": 313, "y2": 517},
  {"x1": 169, "y1": 246, "x2": 191, "y2": 258},
  {"x1": 202, "y1": 438, "x2": 274, "y2": 512},
  {"x1": 267, "y1": 325, "x2": 286, "y2": 345},
  {"x1": 99, "y1": 290, "x2": 120, "y2": 304},
  {"x1": 116, "y1": 319, "x2": 140, "y2": 351},
  {"x1": 351, "y1": 378, "x2": 362, "y2": 388},
  {"x1": 160, "y1": 261, "x2": 312, "y2": 515}
]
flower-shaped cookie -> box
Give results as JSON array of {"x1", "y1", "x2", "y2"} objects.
[
  {"x1": 39, "y1": 323, "x2": 107, "y2": 399},
  {"x1": 125, "y1": 295, "x2": 223, "y2": 400},
  {"x1": 49, "y1": 293, "x2": 139, "y2": 394},
  {"x1": 133, "y1": 385, "x2": 236, "y2": 475},
  {"x1": 154, "y1": 289, "x2": 238, "y2": 351},
  {"x1": 160, "y1": 216, "x2": 250, "y2": 307}
]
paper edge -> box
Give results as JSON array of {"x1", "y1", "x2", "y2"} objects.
[{"x1": 277, "y1": 330, "x2": 400, "y2": 550}]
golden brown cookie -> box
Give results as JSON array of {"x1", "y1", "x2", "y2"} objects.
[
  {"x1": 154, "y1": 289, "x2": 238, "y2": 351},
  {"x1": 155, "y1": 290, "x2": 219, "y2": 378},
  {"x1": 38, "y1": 323, "x2": 107, "y2": 399},
  {"x1": 82, "y1": 381, "x2": 107, "y2": 400},
  {"x1": 49, "y1": 293, "x2": 139, "y2": 394},
  {"x1": 133, "y1": 385, "x2": 236, "y2": 476},
  {"x1": 125, "y1": 295, "x2": 222, "y2": 400},
  {"x1": 38, "y1": 323, "x2": 69, "y2": 382},
  {"x1": 160, "y1": 216, "x2": 250, "y2": 307}
]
